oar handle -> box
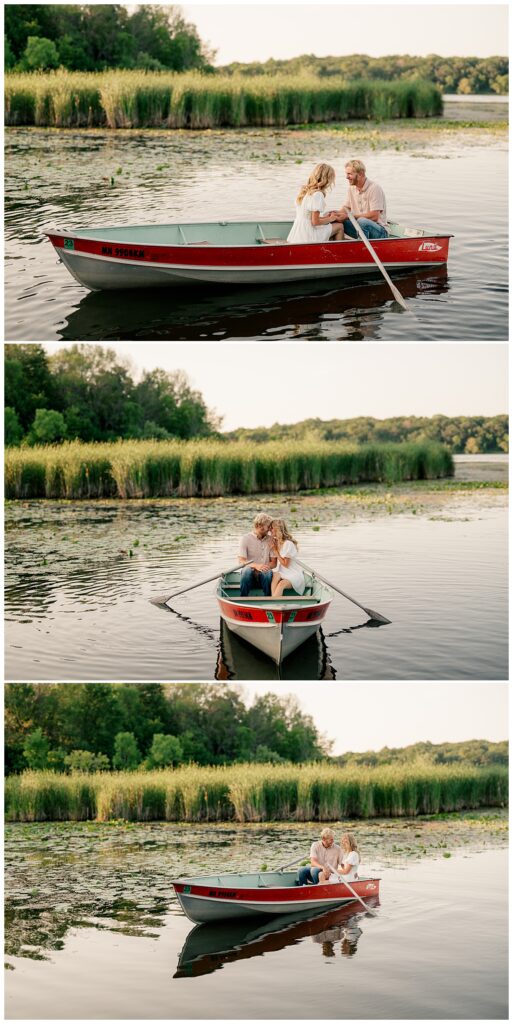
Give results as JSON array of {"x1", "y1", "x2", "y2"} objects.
[
  {"x1": 164, "y1": 559, "x2": 252, "y2": 603},
  {"x1": 276, "y1": 855, "x2": 307, "y2": 872}
]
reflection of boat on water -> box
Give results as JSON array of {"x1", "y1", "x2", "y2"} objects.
[
  {"x1": 46, "y1": 220, "x2": 451, "y2": 291},
  {"x1": 216, "y1": 618, "x2": 336, "y2": 680},
  {"x1": 174, "y1": 899, "x2": 375, "y2": 978},
  {"x1": 58, "y1": 264, "x2": 449, "y2": 341},
  {"x1": 172, "y1": 871, "x2": 380, "y2": 923},
  {"x1": 216, "y1": 569, "x2": 333, "y2": 664}
]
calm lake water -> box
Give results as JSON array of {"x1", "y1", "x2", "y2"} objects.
[
  {"x1": 5, "y1": 816, "x2": 508, "y2": 1019},
  {"x1": 5, "y1": 475, "x2": 507, "y2": 680},
  {"x1": 4, "y1": 99, "x2": 508, "y2": 342}
]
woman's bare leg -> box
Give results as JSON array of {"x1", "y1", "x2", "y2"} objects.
[
  {"x1": 273, "y1": 577, "x2": 291, "y2": 599},
  {"x1": 330, "y1": 221, "x2": 345, "y2": 240},
  {"x1": 271, "y1": 573, "x2": 283, "y2": 597}
]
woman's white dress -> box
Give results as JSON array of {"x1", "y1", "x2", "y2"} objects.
[
  {"x1": 327, "y1": 851, "x2": 360, "y2": 883},
  {"x1": 287, "y1": 190, "x2": 332, "y2": 244},
  {"x1": 274, "y1": 540, "x2": 305, "y2": 594}
]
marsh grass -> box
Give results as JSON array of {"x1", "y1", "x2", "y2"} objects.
[
  {"x1": 5, "y1": 70, "x2": 442, "y2": 129},
  {"x1": 5, "y1": 762, "x2": 507, "y2": 822},
  {"x1": 4, "y1": 439, "x2": 453, "y2": 500}
]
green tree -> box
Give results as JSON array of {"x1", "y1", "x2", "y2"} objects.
[
  {"x1": 5, "y1": 344, "x2": 58, "y2": 432},
  {"x1": 65, "y1": 749, "x2": 110, "y2": 773},
  {"x1": 23, "y1": 728, "x2": 50, "y2": 769},
  {"x1": 113, "y1": 731, "x2": 141, "y2": 770},
  {"x1": 147, "y1": 733, "x2": 184, "y2": 768},
  {"x1": 5, "y1": 407, "x2": 23, "y2": 446},
  {"x1": 30, "y1": 408, "x2": 67, "y2": 444},
  {"x1": 23, "y1": 35, "x2": 59, "y2": 69}
]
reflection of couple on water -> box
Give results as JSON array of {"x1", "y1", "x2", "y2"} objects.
[
  {"x1": 288, "y1": 159, "x2": 388, "y2": 244},
  {"x1": 239, "y1": 512, "x2": 306, "y2": 597}
]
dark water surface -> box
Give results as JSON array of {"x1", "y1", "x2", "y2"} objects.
[
  {"x1": 5, "y1": 478, "x2": 507, "y2": 680},
  {"x1": 4, "y1": 106, "x2": 507, "y2": 342},
  {"x1": 5, "y1": 817, "x2": 508, "y2": 1019}
]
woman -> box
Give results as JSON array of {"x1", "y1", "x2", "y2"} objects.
[
  {"x1": 287, "y1": 163, "x2": 345, "y2": 244},
  {"x1": 269, "y1": 519, "x2": 306, "y2": 597},
  {"x1": 320, "y1": 832, "x2": 360, "y2": 883}
]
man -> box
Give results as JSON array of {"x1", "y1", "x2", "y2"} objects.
[
  {"x1": 297, "y1": 828, "x2": 342, "y2": 885},
  {"x1": 335, "y1": 159, "x2": 388, "y2": 240},
  {"x1": 238, "y1": 513, "x2": 276, "y2": 597}
]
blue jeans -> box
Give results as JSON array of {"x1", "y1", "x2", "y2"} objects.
[
  {"x1": 298, "y1": 865, "x2": 323, "y2": 886},
  {"x1": 240, "y1": 566, "x2": 273, "y2": 597},
  {"x1": 343, "y1": 217, "x2": 388, "y2": 240}
]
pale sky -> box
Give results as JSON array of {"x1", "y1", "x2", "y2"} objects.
[
  {"x1": 239, "y1": 682, "x2": 508, "y2": 754},
  {"x1": 182, "y1": 3, "x2": 508, "y2": 64},
  {"x1": 44, "y1": 342, "x2": 508, "y2": 432}
]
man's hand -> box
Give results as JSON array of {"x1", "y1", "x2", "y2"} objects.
[{"x1": 254, "y1": 562, "x2": 272, "y2": 572}]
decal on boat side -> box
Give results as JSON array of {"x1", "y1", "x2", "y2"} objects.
[
  {"x1": 101, "y1": 245, "x2": 146, "y2": 259},
  {"x1": 233, "y1": 609, "x2": 253, "y2": 621},
  {"x1": 418, "y1": 242, "x2": 442, "y2": 252},
  {"x1": 208, "y1": 889, "x2": 237, "y2": 898},
  {"x1": 365, "y1": 883, "x2": 377, "y2": 890},
  {"x1": 64, "y1": 238, "x2": 74, "y2": 250}
]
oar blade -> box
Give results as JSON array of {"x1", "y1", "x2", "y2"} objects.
[
  {"x1": 363, "y1": 607, "x2": 392, "y2": 625},
  {"x1": 149, "y1": 594, "x2": 171, "y2": 606}
]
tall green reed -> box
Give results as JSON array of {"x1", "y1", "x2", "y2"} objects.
[
  {"x1": 5, "y1": 70, "x2": 442, "y2": 129},
  {"x1": 5, "y1": 439, "x2": 453, "y2": 500},
  {"x1": 5, "y1": 762, "x2": 507, "y2": 822}
]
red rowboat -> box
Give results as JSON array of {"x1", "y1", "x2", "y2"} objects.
[
  {"x1": 44, "y1": 219, "x2": 452, "y2": 291},
  {"x1": 174, "y1": 872, "x2": 378, "y2": 929},
  {"x1": 216, "y1": 568, "x2": 333, "y2": 664},
  {"x1": 172, "y1": 870, "x2": 381, "y2": 923}
]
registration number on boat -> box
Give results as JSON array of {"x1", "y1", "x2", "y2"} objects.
[{"x1": 101, "y1": 245, "x2": 146, "y2": 259}]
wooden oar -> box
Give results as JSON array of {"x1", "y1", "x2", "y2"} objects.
[
  {"x1": 332, "y1": 871, "x2": 378, "y2": 916},
  {"x1": 347, "y1": 211, "x2": 410, "y2": 312},
  {"x1": 276, "y1": 855, "x2": 308, "y2": 872},
  {"x1": 297, "y1": 559, "x2": 391, "y2": 625},
  {"x1": 150, "y1": 559, "x2": 252, "y2": 606}
]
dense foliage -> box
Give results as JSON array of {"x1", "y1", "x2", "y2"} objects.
[
  {"x1": 4, "y1": 683, "x2": 329, "y2": 775},
  {"x1": 337, "y1": 739, "x2": 508, "y2": 769},
  {"x1": 222, "y1": 54, "x2": 509, "y2": 96},
  {"x1": 227, "y1": 415, "x2": 509, "y2": 455},
  {"x1": 4, "y1": 4, "x2": 214, "y2": 72},
  {"x1": 4, "y1": 438, "x2": 453, "y2": 499},
  {"x1": 5, "y1": 344, "x2": 219, "y2": 444},
  {"x1": 5, "y1": 70, "x2": 442, "y2": 128},
  {"x1": 5, "y1": 762, "x2": 508, "y2": 822}
]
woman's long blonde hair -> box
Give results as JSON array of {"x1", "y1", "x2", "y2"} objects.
[
  {"x1": 270, "y1": 519, "x2": 298, "y2": 549},
  {"x1": 297, "y1": 163, "x2": 336, "y2": 204},
  {"x1": 341, "y1": 832, "x2": 359, "y2": 853}
]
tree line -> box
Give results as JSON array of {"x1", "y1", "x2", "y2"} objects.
[
  {"x1": 5, "y1": 4, "x2": 214, "y2": 73},
  {"x1": 5, "y1": 344, "x2": 219, "y2": 445},
  {"x1": 5, "y1": 683, "x2": 329, "y2": 775},
  {"x1": 222, "y1": 54, "x2": 509, "y2": 96},
  {"x1": 4, "y1": 7, "x2": 507, "y2": 96},
  {"x1": 6, "y1": 684, "x2": 506, "y2": 778},
  {"x1": 227, "y1": 415, "x2": 509, "y2": 455},
  {"x1": 337, "y1": 739, "x2": 508, "y2": 769}
]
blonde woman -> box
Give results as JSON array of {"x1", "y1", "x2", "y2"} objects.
[
  {"x1": 287, "y1": 163, "x2": 345, "y2": 244},
  {"x1": 319, "y1": 832, "x2": 361, "y2": 883},
  {"x1": 269, "y1": 519, "x2": 306, "y2": 597}
]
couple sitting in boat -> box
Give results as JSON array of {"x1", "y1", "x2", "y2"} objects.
[
  {"x1": 297, "y1": 828, "x2": 360, "y2": 885},
  {"x1": 238, "y1": 513, "x2": 305, "y2": 597},
  {"x1": 288, "y1": 159, "x2": 388, "y2": 245}
]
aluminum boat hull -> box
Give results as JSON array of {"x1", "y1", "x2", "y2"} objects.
[
  {"x1": 172, "y1": 871, "x2": 380, "y2": 924},
  {"x1": 45, "y1": 220, "x2": 452, "y2": 292},
  {"x1": 216, "y1": 570, "x2": 333, "y2": 665}
]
